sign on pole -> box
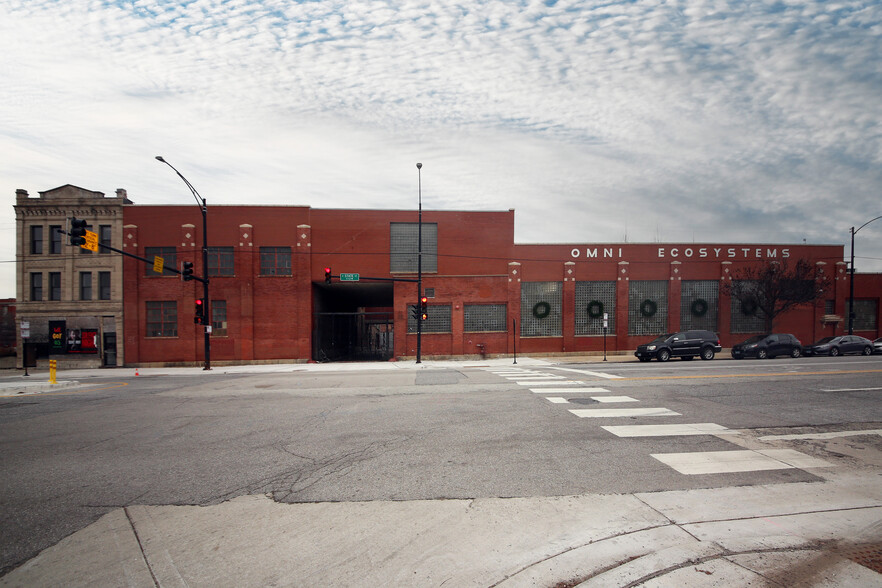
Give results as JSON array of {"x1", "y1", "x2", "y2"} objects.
[
  {"x1": 83, "y1": 230, "x2": 99, "y2": 252},
  {"x1": 153, "y1": 255, "x2": 165, "y2": 274},
  {"x1": 339, "y1": 273, "x2": 360, "y2": 281},
  {"x1": 20, "y1": 320, "x2": 30, "y2": 339}
]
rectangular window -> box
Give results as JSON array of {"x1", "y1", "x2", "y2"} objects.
[
  {"x1": 575, "y1": 281, "x2": 616, "y2": 335},
  {"x1": 211, "y1": 300, "x2": 228, "y2": 336},
  {"x1": 259, "y1": 247, "x2": 291, "y2": 276},
  {"x1": 407, "y1": 303, "x2": 451, "y2": 333},
  {"x1": 730, "y1": 280, "x2": 766, "y2": 333},
  {"x1": 49, "y1": 272, "x2": 61, "y2": 301},
  {"x1": 464, "y1": 304, "x2": 507, "y2": 332},
  {"x1": 80, "y1": 224, "x2": 93, "y2": 254},
  {"x1": 824, "y1": 299, "x2": 835, "y2": 315},
  {"x1": 80, "y1": 272, "x2": 92, "y2": 300},
  {"x1": 30, "y1": 225, "x2": 43, "y2": 254},
  {"x1": 628, "y1": 280, "x2": 668, "y2": 336},
  {"x1": 521, "y1": 282, "x2": 562, "y2": 337},
  {"x1": 99, "y1": 225, "x2": 112, "y2": 254},
  {"x1": 680, "y1": 280, "x2": 718, "y2": 331},
  {"x1": 99, "y1": 272, "x2": 111, "y2": 300},
  {"x1": 50, "y1": 225, "x2": 62, "y2": 254},
  {"x1": 144, "y1": 247, "x2": 178, "y2": 276},
  {"x1": 146, "y1": 301, "x2": 177, "y2": 337},
  {"x1": 30, "y1": 273, "x2": 43, "y2": 301},
  {"x1": 390, "y1": 222, "x2": 438, "y2": 273},
  {"x1": 207, "y1": 246, "x2": 235, "y2": 277},
  {"x1": 853, "y1": 300, "x2": 878, "y2": 331}
]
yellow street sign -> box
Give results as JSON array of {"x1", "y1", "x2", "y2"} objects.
[
  {"x1": 153, "y1": 255, "x2": 164, "y2": 274},
  {"x1": 82, "y1": 230, "x2": 99, "y2": 252}
]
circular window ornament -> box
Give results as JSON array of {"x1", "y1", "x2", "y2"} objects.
[
  {"x1": 587, "y1": 300, "x2": 604, "y2": 319},
  {"x1": 532, "y1": 301, "x2": 551, "y2": 319},
  {"x1": 690, "y1": 298, "x2": 708, "y2": 317},
  {"x1": 741, "y1": 299, "x2": 758, "y2": 316},
  {"x1": 640, "y1": 299, "x2": 657, "y2": 318}
]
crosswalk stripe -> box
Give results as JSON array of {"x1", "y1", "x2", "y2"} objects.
[
  {"x1": 590, "y1": 396, "x2": 638, "y2": 403},
  {"x1": 545, "y1": 397, "x2": 569, "y2": 404},
  {"x1": 517, "y1": 380, "x2": 584, "y2": 386},
  {"x1": 568, "y1": 407, "x2": 680, "y2": 418},
  {"x1": 549, "y1": 367, "x2": 624, "y2": 380},
  {"x1": 505, "y1": 375, "x2": 566, "y2": 380},
  {"x1": 530, "y1": 387, "x2": 609, "y2": 394},
  {"x1": 651, "y1": 449, "x2": 833, "y2": 475},
  {"x1": 602, "y1": 423, "x2": 733, "y2": 437}
]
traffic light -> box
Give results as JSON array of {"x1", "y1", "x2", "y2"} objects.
[
  {"x1": 411, "y1": 303, "x2": 420, "y2": 321},
  {"x1": 194, "y1": 298, "x2": 205, "y2": 324},
  {"x1": 420, "y1": 296, "x2": 428, "y2": 321},
  {"x1": 69, "y1": 218, "x2": 87, "y2": 246},
  {"x1": 324, "y1": 267, "x2": 332, "y2": 284},
  {"x1": 181, "y1": 261, "x2": 194, "y2": 281}
]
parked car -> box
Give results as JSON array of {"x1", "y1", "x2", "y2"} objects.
[
  {"x1": 731, "y1": 334, "x2": 803, "y2": 359},
  {"x1": 635, "y1": 330, "x2": 722, "y2": 362},
  {"x1": 874, "y1": 337, "x2": 882, "y2": 354},
  {"x1": 803, "y1": 335, "x2": 874, "y2": 357}
]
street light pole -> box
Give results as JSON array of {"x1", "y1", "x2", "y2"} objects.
[
  {"x1": 416, "y1": 162, "x2": 423, "y2": 364},
  {"x1": 848, "y1": 214, "x2": 882, "y2": 335},
  {"x1": 156, "y1": 156, "x2": 211, "y2": 370}
]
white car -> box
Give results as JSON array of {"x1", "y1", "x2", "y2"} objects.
[{"x1": 874, "y1": 337, "x2": 882, "y2": 354}]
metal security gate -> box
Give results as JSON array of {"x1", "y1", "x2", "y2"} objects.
[{"x1": 313, "y1": 312, "x2": 393, "y2": 362}]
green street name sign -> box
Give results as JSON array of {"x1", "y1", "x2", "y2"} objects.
[{"x1": 339, "y1": 273, "x2": 360, "y2": 281}]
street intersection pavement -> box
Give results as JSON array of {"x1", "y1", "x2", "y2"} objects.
[{"x1": 1, "y1": 357, "x2": 881, "y2": 587}]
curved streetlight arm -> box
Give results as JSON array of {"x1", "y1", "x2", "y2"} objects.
[
  {"x1": 855, "y1": 214, "x2": 882, "y2": 236},
  {"x1": 847, "y1": 213, "x2": 882, "y2": 335},
  {"x1": 155, "y1": 156, "x2": 206, "y2": 209}
]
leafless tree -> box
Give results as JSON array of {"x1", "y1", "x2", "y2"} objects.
[{"x1": 721, "y1": 259, "x2": 830, "y2": 332}]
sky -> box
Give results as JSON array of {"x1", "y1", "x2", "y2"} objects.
[{"x1": 2, "y1": 0, "x2": 881, "y2": 299}]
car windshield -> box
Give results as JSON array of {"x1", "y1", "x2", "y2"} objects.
[
  {"x1": 650, "y1": 334, "x2": 674, "y2": 344},
  {"x1": 812, "y1": 337, "x2": 835, "y2": 345},
  {"x1": 742, "y1": 335, "x2": 765, "y2": 344}
]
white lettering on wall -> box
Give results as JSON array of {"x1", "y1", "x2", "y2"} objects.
[{"x1": 571, "y1": 248, "x2": 580, "y2": 258}]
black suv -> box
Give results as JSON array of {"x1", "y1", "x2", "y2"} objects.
[
  {"x1": 634, "y1": 330, "x2": 722, "y2": 362},
  {"x1": 731, "y1": 334, "x2": 802, "y2": 359}
]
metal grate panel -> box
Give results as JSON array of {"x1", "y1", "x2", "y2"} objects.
[
  {"x1": 730, "y1": 280, "x2": 766, "y2": 333},
  {"x1": 407, "y1": 303, "x2": 451, "y2": 333},
  {"x1": 680, "y1": 280, "x2": 719, "y2": 331},
  {"x1": 521, "y1": 282, "x2": 562, "y2": 337},
  {"x1": 628, "y1": 280, "x2": 668, "y2": 336},
  {"x1": 390, "y1": 223, "x2": 438, "y2": 273},
  {"x1": 464, "y1": 304, "x2": 507, "y2": 332},
  {"x1": 575, "y1": 281, "x2": 616, "y2": 335}
]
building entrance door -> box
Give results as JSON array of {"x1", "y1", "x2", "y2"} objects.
[{"x1": 313, "y1": 312, "x2": 393, "y2": 362}]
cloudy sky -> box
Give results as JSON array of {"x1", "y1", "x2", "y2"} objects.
[{"x1": 2, "y1": 0, "x2": 881, "y2": 298}]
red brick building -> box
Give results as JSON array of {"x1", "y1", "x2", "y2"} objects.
[{"x1": 121, "y1": 204, "x2": 880, "y2": 365}]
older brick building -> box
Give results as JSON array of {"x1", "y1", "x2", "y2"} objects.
[{"x1": 119, "y1": 203, "x2": 879, "y2": 365}]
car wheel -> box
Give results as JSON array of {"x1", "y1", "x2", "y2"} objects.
[
  {"x1": 757, "y1": 349, "x2": 767, "y2": 360},
  {"x1": 657, "y1": 349, "x2": 670, "y2": 362},
  {"x1": 830, "y1": 347, "x2": 840, "y2": 357},
  {"x1": 791, "y1": 347, "x2": 801, "y2": 358},
  {"x1": 863, "y1": 346, "x2": 872, "y2": 356},
  {"x1": 700, "y1": 347, "x2": 715, "y2": 360}
]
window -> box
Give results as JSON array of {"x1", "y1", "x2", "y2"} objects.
[
  {"x1": 680, "y1": 280, "x2": 718, "y2": 331},
  {"x1": 853, "y1": 300, "x2": 878, "y2": 331},
  {"x1": 99, "y1": 225, "x2": 112, "y2": 254},
  {"x1": 407, "y1": 303, "x2": 451, "y2": 333},
  {"x1": 390, "y1": 222, "x2": 438, "y2": 273},
  {"x1": 49, "y1": 272, "x2": 61, "y2": 301},
  {"x1": 50, "y1": 225, "x2": 62, "y2": 254},
  {"x1": 30, "y1": 273, "x2": 42, "y2": 301},
  {"x1": 211, "y1": 300, "x2": 228, "y2": 336},
  {"x1": 99, "y1": 272, "x2": 111, "y2": 300},
  {"x1": 207, "y1": 246, "x2": 234, "y2": 277},
  {"x1": 464, "y1": 304, "x2": 507, "y2": 332},
  {"x1": 576, "y1": 281, "x2": 616, "y2": 335},
  {"x1": 521, "y1": 282, "x2": 562, "y2": 337},
  {"x1": 80, "y1": 272, "x2": 92, "y2": 300},
  {"x1": 144, "y1": 247, "x2": 178, "y2": 276},
  {"x1": 730, "y1": 280, "x2": 765, "y2": 333},
  {"x1": 628, "y1": 280, "x2": 667, "y2": 336},
  {"x1": 259, "y1": 247, "x2": 291, "y2": 276},
  {"x1": 146, "y1": 301, "x2": 177, "y2": 337},
  {"x1": 80, "y1": 223, "x2": 93, "y2": 254},
  {"x1": 824, "y1": 300, "x2": 835, "y2": 315},
  {"x1": 30, "y1": 225, "x2": 43, "y2": 254}
]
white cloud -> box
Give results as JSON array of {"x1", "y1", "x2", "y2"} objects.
[{"x1": 1, "y1": 0, "x2": 881, "y2": 297}]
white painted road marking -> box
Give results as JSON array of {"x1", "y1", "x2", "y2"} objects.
[
  {"x1": 530, "y1": 387, "x2": 610, "y2": 394},
  {"x1": 549, "y1": 367, "x2": 623, "y2": 379},
  {"x1": 820, "y1": 387, "x2": 882, "y2": 392},
  {"x1": 569, "y1": 407, "x2": 680, "y2": 418},
  {"x1": 758, "y1": 429, "x2": 882, "y2": 441},
  {"x1": 591, "y1": 396, "x2": 638, "y2": 403},
  {"x1": 651, "y1": 449, "x2": 833, "y2": 475},
  {"x1": 545, "y1": 397, "x2": 570, "y2": 404},
  {"x1": 517, "y1": 380, "x2": 585, "y2": 386},
  {"x1": 602, "y1": 423, "x2": 734, "y2": 437}
]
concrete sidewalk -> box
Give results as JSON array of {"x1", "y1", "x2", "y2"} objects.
[{"x1": 1, "y1": 471, "x2": 880, "y2": 587}]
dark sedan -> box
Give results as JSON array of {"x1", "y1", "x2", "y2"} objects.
[
  {"x1": 804, "y1": 335, "x2": 874, "y2": 357},
  {"x1": 731, "y1": 334, "x2": 802, "y2": 359}
]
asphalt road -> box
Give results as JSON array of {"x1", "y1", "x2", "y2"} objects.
[{"x1": 1, "y1": 355, "x2": 881, "y2": 576}]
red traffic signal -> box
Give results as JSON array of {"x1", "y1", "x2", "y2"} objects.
[
  {"x1": 420, "y1": 296, "x2": 428, "y2": 321},
  {"x1": 324, "y1": 267, "x2": 332, "y2": 284},
  {"x1": 194, "y1": 298, "x2": 205, "y2": 324}
]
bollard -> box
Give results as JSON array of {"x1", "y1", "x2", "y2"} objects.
[{"x1": 49, "y1": 359, "x2": 57, "y2": 384}]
